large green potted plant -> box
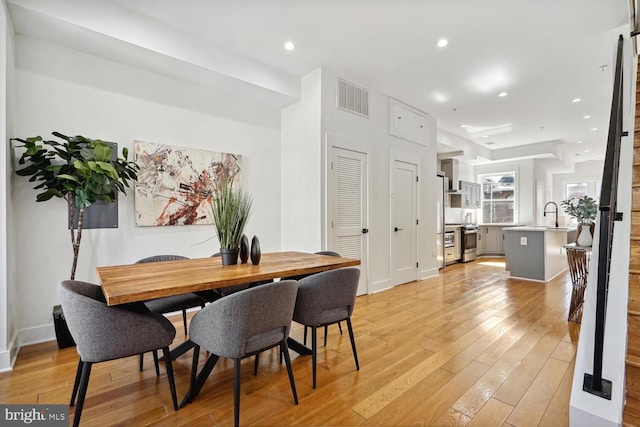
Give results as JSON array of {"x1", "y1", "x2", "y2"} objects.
[
  {"x1": 209, "y1": 173, "x2": 252, "y2": 265},
  {"x1": 12, "y1": 131, "x2": 139, "y2": 347},
  {"x1": 561, "y1": 195, "x2": 598, "y2": 246}
]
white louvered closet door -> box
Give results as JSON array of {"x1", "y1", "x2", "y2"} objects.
[{"x1": 329, "y1": 146, "x2": 368, "y2": 295}]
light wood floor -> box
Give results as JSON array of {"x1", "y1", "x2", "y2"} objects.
[{"x1": 0, "y1": 258, "x2": 580, "y2": 426}]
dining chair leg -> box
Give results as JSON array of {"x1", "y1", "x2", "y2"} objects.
[
  {"x1": 181, "y1": 309, "x2": 188, "y2": 335},
  {"x1": 162, "y1": 347, "x2": 179, "y2": 411},
  {"x1": 181, "y1": 344, "x2": 200, "y2": 407},
  {"x1": 253, "y1": 354, "x2": 259, "y2": 375},
  {"x1": 70, "y1": 359, "x2": 83, "y2": 406},
  {"x1": 233, "y1": 358, "x2": 241, "y2": 427},
  {"x1": 338, "y1": 321, "x2": 343, "y2": 335},
  {"x1": 280, "y1": 342, "x2": 298, "y2": 404},
  {"x1": 72, "y1": 361, "x2": 92, "y2": 427},
  {"x1": 153, "y1": 350, "x2": 160, "y2": 376},
  {"x1": 182, "y1": 350, "x2": 219, "y2": 407},
  {"x1": 139, "y1": 353, "x2": 144, "y2": 372},
  {"x1": 303, "y1": 326, "x2": 308, "y2": 345},
  {"x1": 346, "y1": 318, "x2": 359, "y2": 370},
  {"x1": 190, "y1": 345, "x2": 200, "y2": 392},
  {"x1": 312, "y1": 326, "x2": 318, "y2": 389},
  {"x1": 324, "y1": 325, "x2": 328, "y2": 346}
]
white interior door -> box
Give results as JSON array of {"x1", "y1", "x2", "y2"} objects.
[
  {"x1": 391, "y1": 160, "x2": 417, "y2": 285},
  {"x1": 328, "y1": 146, "x2": 368, "y2": 295}
]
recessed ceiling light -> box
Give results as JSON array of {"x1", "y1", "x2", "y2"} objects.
[
  {"x1": 498, "y1": 92, "x2": 508, "y2": 97},
  {"x1": 600, "y1": 65, "x2": 608, "y2": 72},
  {"x1": 433, "y1": 93, "x2": 448, "y2": 103},
  {"x1": 576, "y1": 140, "x2": 583, "y2": 144},
  {"x1": 284, "y1": 41, "x2": 295, "y2": 51},
  {"x1": 572, "y1": 98, "x2": 581, "y2": 103},
  {"x1": 585, "y1": 150, "x2": 590, "y2": 153},
  {"x1": 483, "y1": 135, "x2": 489, "y2": 138},
  {"x1": 461, "y1": 124, "x2": 468, "y2": 128},
  {"x1": 437, "y1": 38, "x2": 448, "y2": 48},
  {"x1": 583, "y1": 115, "x2": 591, "y2": 119},
  {"x1": 591, "y1": 127, "x2": 598, "y2": 131}
]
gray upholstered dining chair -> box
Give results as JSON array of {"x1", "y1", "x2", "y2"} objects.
[
  {"x1": 59, "y1": 280, "x2": 178, "y2": 427},
  {"x1": 137, "y1": 255, "x2": 209, "y2": 335},
  {"x1": 292, "y1": 267, "x2": 360, "y2": 388},
  {"x1": 136, "y1": 255, "x2": 213, "y2": 373},
  {"x1": 183, "y1": 280, "x2": 299, "y2": 427},
  {"x1": 282, "y1": 251, "x2": 344, "y2": 346}
]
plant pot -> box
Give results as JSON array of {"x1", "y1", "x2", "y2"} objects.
[
  {"x1": 220, "y1": 248, "x2": 239, "y2": 265},
  {"x1": 52, "y1": 305, "x2": 75, "y2": 349},
  {"x1": 577, "y1": 224, "x2": 594, "y2": 247}
]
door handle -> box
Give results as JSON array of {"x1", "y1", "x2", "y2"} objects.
[
  {"x1": 362, "y1": 228, "x2": 369, "y2": 234},
  {"x1": 394, "y1": 227, "x2": 403, "y2": 232}
]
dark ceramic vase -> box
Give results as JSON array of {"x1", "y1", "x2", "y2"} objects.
[
  {"x1": 239, "y1": 235, "x2": 250, "y2": 263},
  {"x1": 220, "y1": 248, "x2": 239, "y2": 265},
  {"x1": 250, "y1": 235, "x2": 261, "y2": 265}
]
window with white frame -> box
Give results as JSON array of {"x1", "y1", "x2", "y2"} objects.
[
  {"x1": 480, "y1": 172, "x2": 516, "y2": 224},
  {"x1": 563, "y1": 180, "x2": 601, "y2": 202},
  {"x1": 562, "y1": 179, "x2": 601, "y2": 225}
]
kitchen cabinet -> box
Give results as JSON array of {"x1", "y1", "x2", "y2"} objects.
[
  {"x1": 481, "y1": 226, "x2": 504, "y2": 255},
  {"x1": 470, "y1": 183, "x2": 481, "y2": 208},
  {"x1": 477, "y1": 229, "x2": 485, "y2": 255},
  {"x1": 450, "y1": 180, "x2": 481, "y2": 209},
  {"x1": 502, "y1": 226, "x2": 572, "y2": 281}
]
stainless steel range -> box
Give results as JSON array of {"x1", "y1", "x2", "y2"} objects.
[{"x1": 462, "y1": 224, "x2": 478, "y2": 262}]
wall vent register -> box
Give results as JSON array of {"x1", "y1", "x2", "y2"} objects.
[{"x1": 337, "y1": 78, "x2": 369, "y2": 118}]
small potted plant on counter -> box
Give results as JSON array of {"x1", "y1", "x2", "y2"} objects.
[{"x1": 561, "y1": 195, "x2": 597, "y2": 246}]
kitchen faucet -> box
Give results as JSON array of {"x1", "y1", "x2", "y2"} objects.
[{"x1": 543, "y1": 201, "x2": 559, "y2": 228}]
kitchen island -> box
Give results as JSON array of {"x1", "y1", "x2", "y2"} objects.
[{"x1": 502, "y1": 226, "x2": 575, "y2": 282}]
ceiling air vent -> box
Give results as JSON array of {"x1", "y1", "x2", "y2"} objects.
[{"x1": 337, "y1": 78, "x2": 369, "y2": 118}]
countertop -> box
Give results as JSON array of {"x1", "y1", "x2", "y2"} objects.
[{"x1": 502, "y1": 226, "x2": 576, "y2": 232}]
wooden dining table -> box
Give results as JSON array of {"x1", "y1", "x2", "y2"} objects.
[
  {"x1": 96, "y1": 251, "x2": 360, "y2": 358},
  {"x1": 97, "y1": 251, "x2": 360, "y2": 306}
]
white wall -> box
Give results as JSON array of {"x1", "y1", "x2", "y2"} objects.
[
  {"x1": 553, "y1": 160, "x2": 605, "y2": 202},
  {"x1": 11, "y1": 36, "x2": 283, "y2": 349},
  {"x1": 280, "y1": 69, "x2": 322, "y2": 252},
  {"x1": 318, "y1": 69, "x2": 438, "y2": 290},
  {"x1": 0, "y1": 0, "x2": 19, "y2": 371},
  {"x1": 280, "y1": 68, "x2": 439, "y2": 293}
]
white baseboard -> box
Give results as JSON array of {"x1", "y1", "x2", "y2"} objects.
[
  {"x1": 420, "y1": 267, "x2": 439, "y2": 280},
  {"x1": 19, "y1": 323, "x2": 56, "y2": 347},
  {"x1": 0, "y1": 330, "x2": 21, "y2": 372},
  {"x1": 370, "y1": 279, "x2": 392, "y2": 294},
  {"x1": 0, "y1": 350, "x2": 13, "y2": 372}
]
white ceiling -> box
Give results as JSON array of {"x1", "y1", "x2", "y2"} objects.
[{"x1": 6, "y1": 0, "x2": 631, "y2": 167}]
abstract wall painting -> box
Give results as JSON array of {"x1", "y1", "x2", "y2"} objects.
[{"x1": 134, "y1": 140, "x2": 242, "y2": 226}]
